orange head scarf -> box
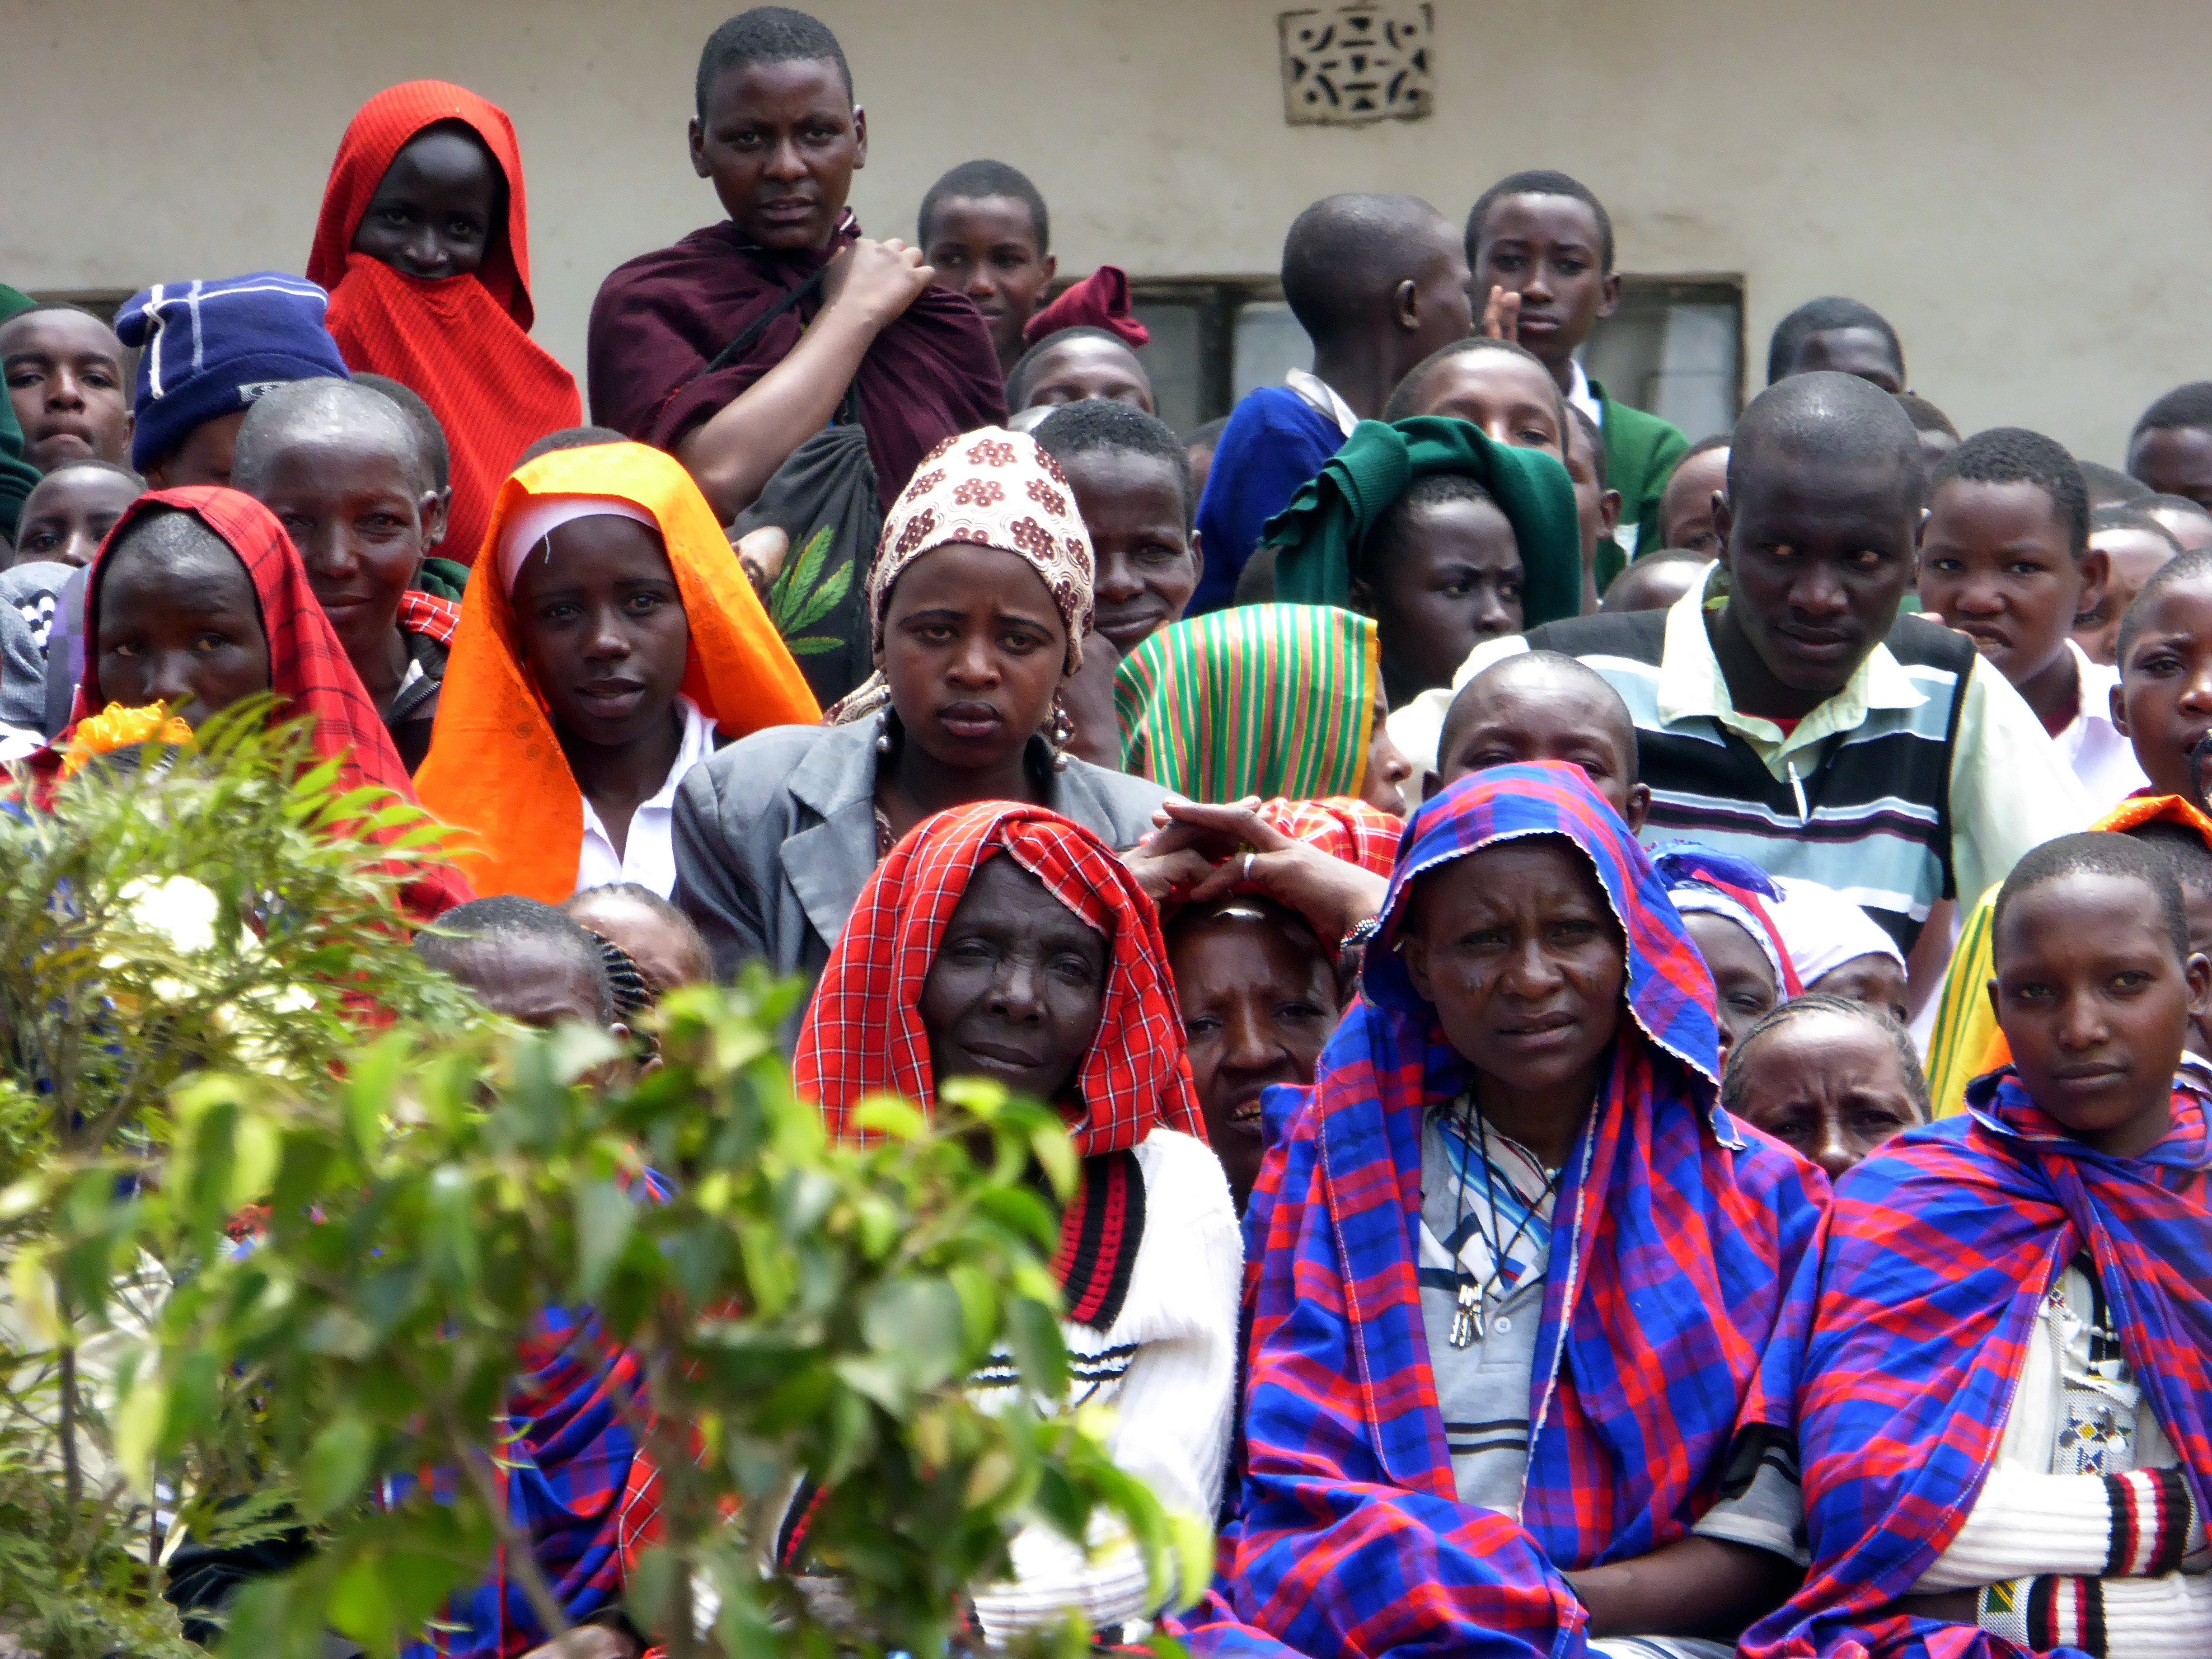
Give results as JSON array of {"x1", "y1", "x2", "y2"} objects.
[
  {"x1": 412, "y1": 442, "x2": 820, "y2": 902},
  {"x1": 308, "y1": 81, "x2": 581, "y2": 567}
]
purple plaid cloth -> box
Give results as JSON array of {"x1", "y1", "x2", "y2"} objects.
[
  {"x1": 1183, "y1": 764, "x2": 1829, "y2": 1659},
  {"x1": 1745, "y1": 1071, "x2": 2212, "y2": 1659}
]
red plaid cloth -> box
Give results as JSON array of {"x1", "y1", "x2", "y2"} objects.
[
  {"x1": 1256, "y1": 796, "x2": 1403, "y2": 878},
  {"x1": 793, "y1": 800, "x2": 1202, "y2": 1158},
  {"x1": 398, "y1": 586, "x2": 459, "y2": 646},
  {"x1": 43, "y1": 486, "x2": 473, "y2": 920}
]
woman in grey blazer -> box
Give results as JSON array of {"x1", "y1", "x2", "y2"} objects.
[{"x1": 672, "y1": 428, "x2": 1172, "y2": 984}]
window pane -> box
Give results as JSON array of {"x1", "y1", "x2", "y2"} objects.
[
  {"x1": 1583, "y1": 278, "x2": 1743, "y2": 444},
  {"x1": 1232, "y1": 301, "x2": 1310, "y2": 404},
  {"x1": 1133, "y1": 301, "x2": 1204, "y2": 435}
]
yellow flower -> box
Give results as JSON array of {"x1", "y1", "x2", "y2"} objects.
[{"x1": 59, "y1": 703, "x2": 194, "y2": 781}]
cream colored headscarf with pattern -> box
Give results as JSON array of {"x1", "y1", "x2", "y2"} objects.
[{"x1": 825, "y1": 427, "x2": 1095, "y2": 725}]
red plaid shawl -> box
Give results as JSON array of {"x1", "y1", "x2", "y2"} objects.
[
  {"x1": 1186, "y1": 763, "x2": 1828, "y2": 1659},
  {"x1": 1744, "y1": 1071, "x2": 2212, "y2": 1659},
  {"x1": 46, "y1": 486, "x2": 472, "y2": 919},
  {"x1": 794, "y1": 800, "x2": 1202, "y2": 1160},
  {"x1": 1256, "y1": 795, "x2": 1403, "y2": 879},
  {"x1": 398, "y1": 586, "x2": 459, "y2": 646}
]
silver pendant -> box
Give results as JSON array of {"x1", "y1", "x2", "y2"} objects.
[{"x1": 1450, "y1": 1280, "x2": 1480, "y2": 1348}]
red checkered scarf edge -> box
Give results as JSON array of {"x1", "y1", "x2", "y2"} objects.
[{"x1": 398, "y1": 587, "x2": 459, "y2": 645}]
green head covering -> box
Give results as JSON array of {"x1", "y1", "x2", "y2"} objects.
[
  {"x1": 1116, "y1": 604, "x2": 1381, "y2": 803},
  {"x1": 0, "y1": 286, "x2": 41, "y2": 543},
  {"x1": 1261, "y1": 415, "x2": 1584, "y2": 626}
]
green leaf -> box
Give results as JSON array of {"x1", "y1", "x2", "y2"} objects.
[
  {"x1": 783, "y1": 634, "x2": 843, "y2": 656},
  {"x1": 786, "y1": 553, "x2": 853, "y2": 633},
  {"x1": 1005, "y1": 1294, "x2": 1069, "y2": 1397},
  {"x1": 300, "y1": 1413, "x2": 374, "y2": 1521},
  {"x1": 861, "y1": 1276, "x2": 964, "y2": 1389},
  {"x1": 575, "y1": 1179, "x2": 635, "y2": 1300},
  {"x1": 323, "y1": 1552, "x2": 398, "y2": 1649}
]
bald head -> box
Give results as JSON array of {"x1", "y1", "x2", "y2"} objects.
[
  {"x1": 1281, "y1": 192, "x2": 1468, "y2": 352},
  {"x1": 1435, "y1": 650, "x2": 1648, "y2": 830},
  {"x1": 231, "y1": 377, "x2": 429, "y2": 498},
  {"x1": 1726, "y1": 372, "x2": 1922, "y2": 511}
]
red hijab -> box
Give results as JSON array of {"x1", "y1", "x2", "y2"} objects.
[
  {"x1": 309, "y1": 81, "x2": 582, "y2": 567},
  {"x1": 795, "y1": 802, "x2": 1203, "y2": 1160},
  {"x1": 47, "y1": 486, "x2": 473, "y2": 920}
]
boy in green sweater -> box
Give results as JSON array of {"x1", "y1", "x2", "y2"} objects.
[{"x1": 1465, "y1": 169, "x2": 1687, "y2": 574}]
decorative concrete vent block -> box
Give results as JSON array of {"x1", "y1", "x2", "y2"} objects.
[{"x1": 1279, "y1": 4, "x2": 1434, "y2": 126}]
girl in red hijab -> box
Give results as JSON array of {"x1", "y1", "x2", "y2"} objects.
[
  {"x1": 791, "y1": 800, "x2": 1236, "y2": 1648},
  {"x1": 308, "y1": 82, "x2": 582, "y2": 568},
  {"x1": 39, "y1": 486, "x2": 473, "y2": 921}
]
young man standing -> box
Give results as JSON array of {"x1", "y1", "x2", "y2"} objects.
[
  {"x1": 1392, "y1": 371, "x2": 2090, "y2": 965},
  {"x1": 1466, "y1": 169, "x2": 1688, "y2": 575},
  {"x1": 1189, "y1": 192, "x2": 1472, "y2": 612}
]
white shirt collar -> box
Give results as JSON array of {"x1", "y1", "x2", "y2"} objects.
[
  {"x1": 1284, "y1": 367, "x2": 1360, "y2": 438},
  {"x1": 1565, "y1": 359, "x2": 1602, "y2": 430},
  {"x1": 575, "y1": 696, "x2": 717, "y2": 900}
]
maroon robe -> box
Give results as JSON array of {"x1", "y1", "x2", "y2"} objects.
[{"x1": 586, "y1": 213, "x2": 1007, "y2": 511}]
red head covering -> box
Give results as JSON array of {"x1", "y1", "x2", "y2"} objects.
[
  {"x1": 1257, "y1": 796, "x2": 1404, "y2": 879},
  {"x1": 1022, "y1": 266, "x2": 1151, "y2": 351},
  {"x1": 309, "y1": 82, "x2": 581, "y2": 567},
  {"x1": 47, "y1": 486, "x2": 473, "y2": 919},
  {"x1": 794, "y1": 801, "x2": 1203, "y2": 1160},
  {"x1": 309, "y1": 80, "x2": 534, "y2": 326}
]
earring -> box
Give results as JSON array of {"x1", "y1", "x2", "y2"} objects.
[
  {"x1": 874, "y1": 711, "x2": 894, "y2": 755},
  {"x1": 1049, "y1": 693, "x2": 1073, "y2": 772}
]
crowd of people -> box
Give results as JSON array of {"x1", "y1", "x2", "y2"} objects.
[{"x1": 10, "y1": 5, "x2": 2212, "y2": 1656}]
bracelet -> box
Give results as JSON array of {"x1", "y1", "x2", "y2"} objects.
[{"x1": 1339, "y1": 915, "x2": 1382, "y2": 956}]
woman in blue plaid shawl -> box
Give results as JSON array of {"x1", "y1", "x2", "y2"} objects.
[{"x1": 1185, "y1": 763, "x2": 1828, "y2": 1659}]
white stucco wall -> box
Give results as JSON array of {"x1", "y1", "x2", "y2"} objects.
[{"x1": 6, "y1": 0, "x2": 2209, "y2": 461}]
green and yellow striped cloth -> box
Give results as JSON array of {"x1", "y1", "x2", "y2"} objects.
[{"x1": 1115, "y1": 603, "x2": 1380, "y2": 802}]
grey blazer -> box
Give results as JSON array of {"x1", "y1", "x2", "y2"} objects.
[{"x1": 671, "y1": 720, "x2": 1173, "y2": 984}]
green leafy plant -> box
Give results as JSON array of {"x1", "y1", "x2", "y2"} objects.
[
  {"x1": 0, "y1": 706, "x2": 479, "y2": 1659},
  {"x1": 0, "y1": 712, "x2": 1208, "y2": 1659},
  {"x1": 763, "y1": 526, "x2": 853, "y2": 657}
]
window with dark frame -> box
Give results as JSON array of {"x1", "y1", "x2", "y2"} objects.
[{"x1": 1128, "y1": 274, "x2": 1745, "y2": 445}]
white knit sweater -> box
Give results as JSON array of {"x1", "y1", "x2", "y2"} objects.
[
  {"x1": 1913, "y1": 1259, "x2": 2212, "y2": 1656},
  {"x1": 967, "y1": 1128, "x2": 1242, "y2": 1650}
]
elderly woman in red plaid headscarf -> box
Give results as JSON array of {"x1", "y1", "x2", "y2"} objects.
[{"x1": 794, "y1": 798, "x2": 1237, "y2": 1648}]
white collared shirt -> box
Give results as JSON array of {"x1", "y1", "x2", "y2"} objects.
[
  {"x1": 1565, "y1": 358, "x2": 1603, "y2": 432},
  {"x1": 575, "y1": 696, "x2": 717, "y2": 900},
  {"x1": 2052, "y1": 637, "x2": 2147, "y2": 808},
  {"x1": 1389, "y1": 581, "x2": 2093, "y2": 909},
  {"x1": 1283, "y1": 367, "x2": 1360, "y2": 439}
]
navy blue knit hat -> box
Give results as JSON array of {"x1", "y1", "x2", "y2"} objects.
[{"x1": 114, "y1": 274, "x2": 351, "y2": 472}]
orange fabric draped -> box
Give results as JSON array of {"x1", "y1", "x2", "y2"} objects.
[
  {"x1": 309, "y1": 81, "x2": 581, "y2": 567},
  {"x1": 412, "y1": 442, "x2": 820, "y2": 902}
]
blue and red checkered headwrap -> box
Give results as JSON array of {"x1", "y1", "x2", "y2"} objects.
[
  {"x1": 1191, "y1": 763, "x2": 1829, "y2": 1659},
  {"x1": 1745, "y1": 1071, "x2": 2212, "y2": 1659}
]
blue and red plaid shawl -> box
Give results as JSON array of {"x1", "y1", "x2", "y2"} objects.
[
  {"x1": 394, "y1": 1172, "x2": 672, "y2": 1659},
  {"x1": 1744, "y1": 1070, "x2": 2212, "y2": 1659},
  {"x1": 1186, "y1": 763, "x2": 1828, "y2": 1659}
]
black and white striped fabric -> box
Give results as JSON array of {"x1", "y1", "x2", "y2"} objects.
[{"x1": 1522, "y1": 606, "x2": 1978, "y2": 953}]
